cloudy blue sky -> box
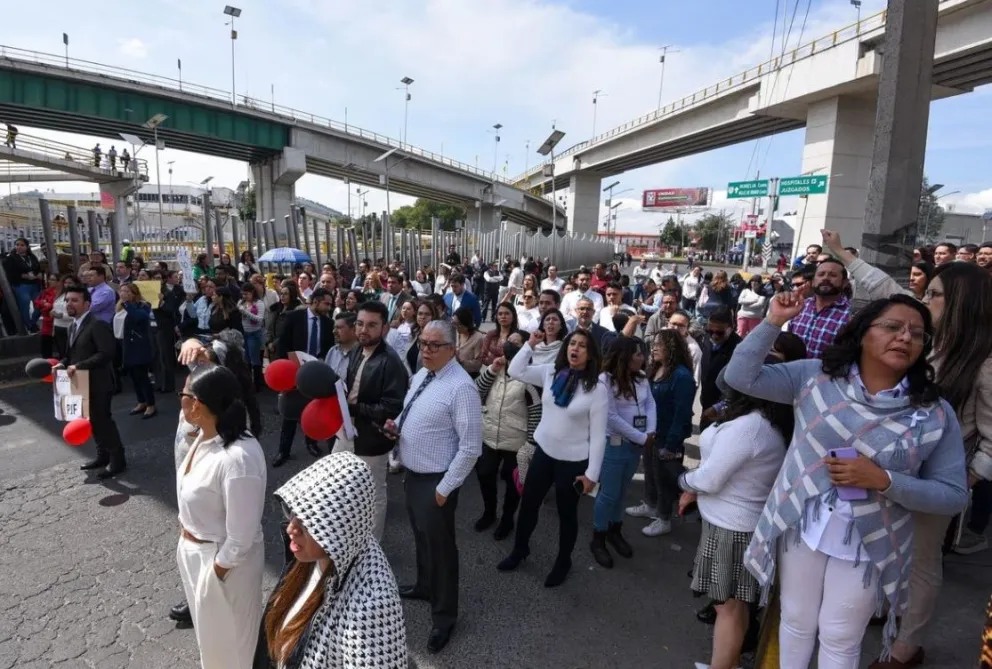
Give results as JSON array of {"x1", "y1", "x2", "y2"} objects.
[{"x1": 4, "y1": 0, "x2": 991, "y2": 233}]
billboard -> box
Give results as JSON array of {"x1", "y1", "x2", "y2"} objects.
[{"x1": 642, "y1": 187, "x2": 710, "y2": 210}]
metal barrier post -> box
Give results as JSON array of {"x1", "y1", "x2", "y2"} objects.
[
  {"x1": 66, "y1": 205, "x2": 81, "y2": 270},
  {"x1": 0, "y1": 259, "x2": 25, "y2": 335},
  {"x1": 86, "y1": 210, "x2": 99, "y2": 254},
  {"x1": 214, "y1": 209, "x2": 225, "y2": 262},
  {"x1": 299, "y1": 206, "x2": 311, "y2": 259},
  {"x1": 38, "y1": 199, "x2": 58, "y2": 273},
  {"x1": 230, "y1": 214, "x2": 241, "y2": 267},
  {"x1": 203, "y1": 191, "x2": 214, "y2": 267},
  {"x1": 335, "y1": 225, "x2": 344, "y2": 267}
]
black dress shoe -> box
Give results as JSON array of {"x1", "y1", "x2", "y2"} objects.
[
  {"x1": 474, "y1": 513, "x2": 496, "y2": 532},
  {"x1": 80, "y1": 457, "x2": 110, "y2": 471},
  {"x1": 398, "y1": 585, "x2": 429, "y2": 601},
  {"x1": 493, "y1": 518, "x2": 514, "y2": 541},
  {"x1": 427, "y1": 625, "x2": 453, "y2": 653},
  {"x1": 98, "y1": 462, "x2": 127, "y2": 479},
  {"x1": 272, "y1": 453, "x2": 291, "y2": 468},
  {"x1": 696, "y1": 601, "x2": 717, "y2": 625},
  {"x1": 497, "y1": 549, "x2": 529, "y2": 572},
  {"x1": 129, "y1": 407, "x2": 145, "y2": 415},
  {"x1": 169, "y1": 601, "x2": 192, "y2": 624},
  {"x1": 305, "y1": 440, "x2": 321, "y2": 457}
]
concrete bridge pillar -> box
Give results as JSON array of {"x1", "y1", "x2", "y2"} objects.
[
  {"x1": 796, "y1": 96, "x2": 877, "y2": 256},
  {"x1": 567, "y1": 173, "x2": 602, "y2": 236},
  {"x1": 252, "y1": 147, "x2": 305, "y2": 244}
]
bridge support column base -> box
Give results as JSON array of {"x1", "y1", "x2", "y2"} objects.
[
  {"x1": 795, "y1": 96, "x2": 877, "y2": 257},
  {"x1": 567, "y1": 173, "x2": 602, "y2": 237},
  {"x1": 252, "y1": 156, "x2": 299, "y2": 245}
]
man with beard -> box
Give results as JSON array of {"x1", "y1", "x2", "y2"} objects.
[
  {"x1": 787, "y1": 257, "x2": 851, "y2": 359},
  {"x1": 560, "y1": 270, "x2": 605, "y2": 321},
  {"x1": 978, "y1": 242, "x2": 992, "y2": 274}
]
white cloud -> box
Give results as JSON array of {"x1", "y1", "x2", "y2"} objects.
[
  {"x1": 944, "y1": 189, "x2": 992, "y2": 215},
  {"x1": 117, "y1": 38, "x2": 148, "y2": 60}
]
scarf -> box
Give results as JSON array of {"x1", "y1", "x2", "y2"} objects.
[{"x1": 550, "y1": 369, "x2": 580, "y2": 408}]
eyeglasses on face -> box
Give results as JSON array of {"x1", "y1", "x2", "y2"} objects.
[
  {"x1": 418, "y1": 339, "x2": 452, "y2": 352},
  {"x1": 177, "y1": 391, "x2": 196, "y2": 401},
  {"x1": 869, "y1": 320, "x2": 931, "y2": 345}
]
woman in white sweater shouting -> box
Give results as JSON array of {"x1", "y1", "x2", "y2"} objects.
[
  {"x1": 677, "y1": 370, "x2": 793, "y2": 669},
  {"x1": 735, "y1": 276, "x2": 768, "y2": 337},
  {"x1": 498, "y1": 328, "x2": 608, "y2": 588}
]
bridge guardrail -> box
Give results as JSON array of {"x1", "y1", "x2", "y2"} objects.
[
  {"x1": 0, "y1": 131, "x2": 148, "y2": 179},
  {"x1": 511, "y1": 3, "x2": 951, "y2": 185},
  {"x1": 0, "y1": 45, "x2": 514, "y2": 188}
]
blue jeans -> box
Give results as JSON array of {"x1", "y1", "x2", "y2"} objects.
[
  {"x1": 633, "y1": 284, "x2": 645, "y2": 301},
  {"x1": 243, "y1": 329, "x2": 263, "y2": 366},
  {"x1": 14, "y1": 283, "x2": 39, "y2": 330},
  {"x1": 593, "y1": 438, "x2": 643, "y2": 531}
]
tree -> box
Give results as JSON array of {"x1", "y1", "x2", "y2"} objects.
[
  {"x1": 658, "y1": 215, "x2": 681, "y2": 249},
  {"x1": 237, "y1": 183, "x2": 256, "y2": 222},
  {"x1": 692, "y1": 213, "x2": 734, "y2": 252},
  {"x1": 915, "y1": 176, "x2": 945, "y2": 246},
  {"x1": 390, "y1": 198, "x2": 467, "y2": 231}
]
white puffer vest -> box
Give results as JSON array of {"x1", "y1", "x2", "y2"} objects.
[{"x1": 481, "y1": 371, "x2": 529, "y2": 452}]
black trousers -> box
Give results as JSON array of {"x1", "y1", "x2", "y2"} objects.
[
  {"x1": 653, "y1": 457, "x2": 685, "y2": 522},
  {"x1": 53, "y1": 326, "x2": 68, "y2": 360},
  {"x1": 90, "y1": 387, "x2": 124, "y2": 465},
  {"x1": 278, "y1": 418, "x2": 316, "y2": 457},
  {"x1": 481, "y1": 287, "x2": 500, "y2": 321},
  {"x1": 512, "y1": 445, "x2": 586, "y2": 563},
  {"x1": 476, "y1": 444, "x2": 519, "y2": 521},
  {"x1": 155, "y1": 325, "x2": 177, "y2": 392},
  {"x1": 404, "y1": 471, "x2": 460, "y2": 630}
]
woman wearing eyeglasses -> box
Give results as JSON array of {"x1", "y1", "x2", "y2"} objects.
[
  {"x1": 821, "y1": 230, "x2": 992, "y2": 669},
  {"x1": 255, "y1": 452, "x2": 406, "y2": 668},
  {"x1": 724, "y1": 292, "x2": 968, "y2": 669},
  {"x1": 176, "y1": 365, "x2": 266, "y2": 668}
]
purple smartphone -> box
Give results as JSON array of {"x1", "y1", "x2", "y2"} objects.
[{"x1": 830, "y1": 447, "x2": 868, "y2": 501}]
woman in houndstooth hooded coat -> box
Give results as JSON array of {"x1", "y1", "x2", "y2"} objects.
[{"x1": 254, "y1": 452, "x2": 407, "y2": 669}]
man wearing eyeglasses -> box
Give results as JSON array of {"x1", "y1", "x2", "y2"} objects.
[
  {"x1": 382, "y1": 320, "x2": 482, "y2": 654},
  {"x1": 699, "y1": 306, "x2": 741, "y2": 427}
]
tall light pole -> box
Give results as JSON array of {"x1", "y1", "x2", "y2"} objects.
[
  {"x1": 592, "y1": 90, "x2": 606, "y2": 138},
  {"x1": 223, "y1": 6, "x2": 242, "y2": 105},
  {"x1": 62, "y1": 33, "x2": 69, "y2": 68},
  {"x1": 177, "y1": 58, "x2": 183, "y2": 91},
  {"x1": 851, "y1": 0, "x2": 862, "y2": 32},
  {"x1": 603, "y1": 180, "x2": 620, "y2": 241},
  {"x1": 398, "y1": 77, "x2": 414, "y2": 146},
  {"x1": 921, "y1": 187, "x2": 959, "y2": 243},
  {"x1": 537, "y1": 127, "x2": 566, "y2": 260},
  {"x1": 492, "y1": 123, "x2": 502, "y2": 177},
  {"x1": 143, "y1": 114, "x2": 169, "y2": 239},
  {"x1": 524, "y1": 140, "x2": 530, "y2": 174},
  {"x1": 167, "y1": 160, "x2": 175, "y2": 214},
  {"x1": 657, "y1": 46, "x2": 679, "y2": 109},
  {"x1": 374, "y1": 147, "x2": 411, "y2": 224}
]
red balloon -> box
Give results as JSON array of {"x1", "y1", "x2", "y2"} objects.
[
  {"x1": 264, "y1": 359, "x2": 299, "y2": 392},
  {"x1": 43, "y1": 357, "x2": 59, "y2": 384},
  {"x1": 63, "y1": 418, "x2": 93, "y2": 447},
  {"x1": 300, "y1": 397, "x2": 343, "y2": 441}
]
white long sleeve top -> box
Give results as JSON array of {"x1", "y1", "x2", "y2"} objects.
[
  {"x1": 177, "y1": 433, "x2": 267, "y2": 569},
  {"x1": 509, "y1": 342, "x2": 608, "y2": 481},
  {"x1": 736, "y1": 288, "x2": 768, "y2": 320},
  {"x1": 600, "y1": 373, "x2": 657, "y2": 445},
  {"x1": 679, "y1": 410, "x2": 785, "y2": 532}
]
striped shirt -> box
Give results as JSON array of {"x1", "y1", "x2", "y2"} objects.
[
  {"x1": 397, "y1": 358, "x2": 483, "y2": 497},
  {"x1": 788, "y1": 296, "x2": 851, "y2": 359}
]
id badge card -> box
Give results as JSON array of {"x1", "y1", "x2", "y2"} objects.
[{"x1": 633, "y1": 415, "x2": 648, "y2": 430}]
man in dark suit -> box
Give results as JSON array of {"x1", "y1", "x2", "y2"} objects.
[
  {"x1": 154, "y1": 270, "x2": 185, "y2": 393},
  {"x1": 57, "y1": 285, "x2": 126, "y2": 478},
  {"x1": 274, "y1": 287, "x2": 335, "y2": 467},
  {"x1": 574, "y1": 296, "x2": 616, "y2": 354},
  {"x1": 379, "y1": 272, "x2": 411, "y2": 325},
  {"x1": 699, "y1": 306, "x2": 741, "y2": 429},
  {"x1": 442, "y1": 274, "x2": 481, "y2": 328}
]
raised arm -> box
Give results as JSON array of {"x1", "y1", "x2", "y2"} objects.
[
  {"x1": 507, "y1": 338, "x2": 552, "y2": 388},
  {"x1": 821, "y1": 229, "x2": 910, "y2": 300}
]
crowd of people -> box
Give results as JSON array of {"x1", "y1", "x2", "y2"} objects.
[{"x1": 4, "y1": 229, "x2": 991, "y2": 668}]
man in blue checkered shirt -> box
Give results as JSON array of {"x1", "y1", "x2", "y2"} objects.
[{"x1": 788, "y1": 258, "x2": 851, "y2": 359}]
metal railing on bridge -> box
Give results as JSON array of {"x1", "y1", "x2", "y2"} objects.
[
  {"x1": 0, "y1": 44, "x2": 512, "y2": 186},
  {"x1": 0, "y1": 130, "x2": 148, "y2": 179},
  {"x1": 511, "y1": 2, "x2": 959, "y2": 184}
]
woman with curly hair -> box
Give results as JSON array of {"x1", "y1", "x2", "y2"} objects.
[{"x1": 589, "y1": 336, "x2": 656, "y2": 568}]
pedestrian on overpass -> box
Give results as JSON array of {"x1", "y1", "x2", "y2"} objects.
[
  {"x1": 108, "y1": 145, "x2": 117, "y2": 171},
  {"x1": 4, "y1": 123, "x2": 17, "y2": 148},
  {"x1": 92, "y1": 143, "x2": 101, "y2": 168}
]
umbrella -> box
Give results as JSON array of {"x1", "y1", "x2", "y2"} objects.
[{"x1": 258, "y1": 247, "x2": 311, "y2": 263}]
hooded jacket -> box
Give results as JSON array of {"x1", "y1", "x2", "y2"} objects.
[{"x1": 255, "y1": 453, "x2": 407, "y2": 669}]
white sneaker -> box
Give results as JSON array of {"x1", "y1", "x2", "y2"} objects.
[
  {"x1": 626, "y1": 502, "x2": 657, "y2": 519},
  {"x1": 642, "y1": 518, "x2": 672, "y2": 537}
]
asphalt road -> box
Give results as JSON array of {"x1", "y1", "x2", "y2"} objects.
[{"x1": 0, "y1": 371, "x2": 988, "y2": 668}]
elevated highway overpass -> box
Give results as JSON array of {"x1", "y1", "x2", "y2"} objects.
[
  {"x1": 512, "y1": 0, "x2": 992, "y2": 250},
  {"x1": 0, "y1": 46, "x2": 561, "y2": 238}
]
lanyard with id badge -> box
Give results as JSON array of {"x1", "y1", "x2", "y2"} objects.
[{"x1": 610, "y1": 383, "x2": 648, "y2": 446}]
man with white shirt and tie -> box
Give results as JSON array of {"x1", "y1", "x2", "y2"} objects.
[
  {"x1": 274, "y1": 288, "x2": 335, "y2": 467},
  {"x1": 383, "y1": 320, "x2": 481, "y2": 654},
  {"x1": 559, "y1": 270, "x2": 605, "y2": 321}
]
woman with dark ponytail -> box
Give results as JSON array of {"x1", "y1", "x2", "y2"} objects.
[{"x1": 176, "y1": 365, "x2": 266, "y2": 668}]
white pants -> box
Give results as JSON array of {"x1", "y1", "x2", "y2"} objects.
[
  {"x1": 177, "y1": 537, "x2": 264, "y2": 669},
  {"x1": 778, "y1": 538, "x2": 877, "y2": 669},
  {"x1": 333, "y1": 436, "x2": 389, "y2": 541}
]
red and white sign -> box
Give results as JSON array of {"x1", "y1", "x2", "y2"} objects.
[{"x1": 642, "y1": 187, "x2": 710, "y2": 210}]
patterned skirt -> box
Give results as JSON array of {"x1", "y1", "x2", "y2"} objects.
[{"x1": 690, "y1": 519, "x2": 760, "y2": 605}]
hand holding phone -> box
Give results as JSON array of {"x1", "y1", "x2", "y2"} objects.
[
  {"x1": 827, "y1": 448, "x2": 869, "y2": 501},
  {"x1": 380, "y1": 419, "x2": 400, "y2": 440}
]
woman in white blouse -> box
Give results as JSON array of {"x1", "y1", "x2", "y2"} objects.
[
  {"x1": 590, "y1": 336, "x2": 656, "y2": 569},
  {"x1": 176, "y1": 365, "x2": 266, "y2": 669},
  {"x1": 498, "y1": 328, "x2": 608, "y2": 588}
]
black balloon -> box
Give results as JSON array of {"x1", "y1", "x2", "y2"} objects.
[
  {"x1": 278, "y1": 389, "x2": 310, "y2": 421},
  {"x1": 25, "y1": 358, "x2": 53, "y2": 380},
  {"x1": 295, "y1": 361, "x2": 339, "y2": 400}
]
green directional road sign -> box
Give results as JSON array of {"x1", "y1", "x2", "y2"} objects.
[
  {"x1": 778, "y1": 175, "x2": 828, "y2": 196},
  {"x1": 727, "y1": 180, "x2": 769, "y2": 199}
]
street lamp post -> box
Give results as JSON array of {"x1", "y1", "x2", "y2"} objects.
[
  {"x1": 62, "y1": 33, "x2": 69, "y2": 68},
  {"x1": 143, "y1": 114, "x2": 169, "y2": 240},
  {"x1": 657, "y1": 46, "x2": 679, "y2": 109},
  {"x1": 851, "y1": 0, "x2": 862, "y2": 32},
  {"x1": 603, "y1": 180, "x2": 620, "y2": 242},
  {"x1": 537, "y1": 127, "x2": 566, "y2": 260},
  {"x1": 177, "y1": 58, "x2": 183, "y2": 91},
  {"x1": 492, "y1": 123, "x2": 502, "y2": 177},
  {"x1": 223, "y1": 6, "x2": 242, "y2": 105},
  {"x1": 399, "y1": 77, "x2": 414, "y2": 146},
  {"x1": 592, "y1": 90, "x2": 606, "y2": 138},
  {"x1": 921, "y1": 187, "x2": 959, "y2": 244},
  {"x1": 167, "y1": 160, "x2": 175, "y2": 214}
]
